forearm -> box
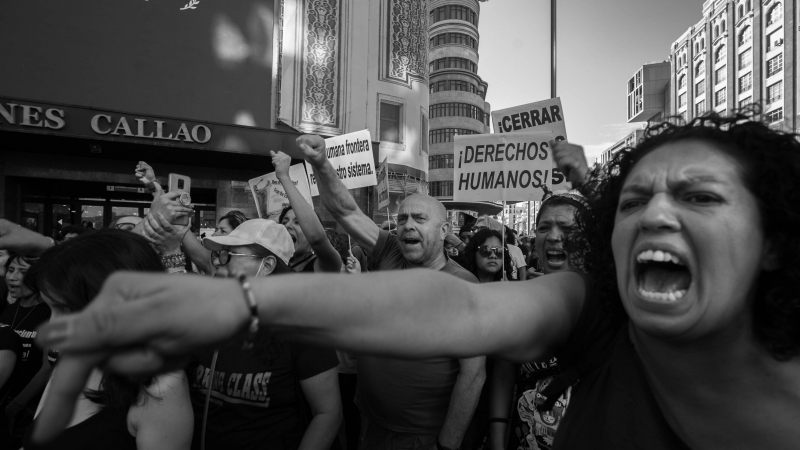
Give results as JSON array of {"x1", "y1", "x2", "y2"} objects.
[
  {"x1": 488, "y1": 360, "x2": 516, "y2": 450},
  {"x1": 298, "y1": 410, "x2": 342, "y2": 450},
  {"x1": 438, "y1": 361, "x2": 487, "y2": 448},
  {"x1": 182, "y1": 233, "x2": 213, "y2": 274},
  {"x1": 312, "y1": 160, "x2": 360, "y2": 221}
]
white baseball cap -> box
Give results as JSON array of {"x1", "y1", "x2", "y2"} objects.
[{"x1": 203, "y1": 219, "x2": 294, "y2": 265}]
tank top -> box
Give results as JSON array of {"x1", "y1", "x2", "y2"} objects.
[{"x1": 24, "y1": 407, "x2": 136, "y2": 450}]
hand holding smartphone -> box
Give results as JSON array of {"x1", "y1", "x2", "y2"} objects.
[{"x1": 167, "y1": 173, "x2": 192, "y2": 226}]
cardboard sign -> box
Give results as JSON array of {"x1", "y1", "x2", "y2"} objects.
[
  {"x1": 306, "y1": 129, "x2": 377, "y2": 196},
  {"x1": 376, "y1": 157, "x2": 390, "y2": 210},
  {"x1": 453, "y1": 131, "x2": 562, "y2": 202},
  {"x1": 492, "y1": 97, "x2": 570, "y2": 190},
  {"x1": 249, "y1": 164, "x2": 313, "y2": 220}
]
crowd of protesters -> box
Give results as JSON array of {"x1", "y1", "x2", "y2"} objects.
[{"x1": 1, "y1": 110, "x2": 799, "y2": 450}]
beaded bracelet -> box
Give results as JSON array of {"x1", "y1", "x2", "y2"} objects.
[
  {"x1": 237, "y1": 275, "x2": 260, "y2": 350},
  {"x1": 161, "y1": 253, "x2": 186, "y2": 269}
]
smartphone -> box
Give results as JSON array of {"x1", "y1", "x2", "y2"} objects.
[{"x1": 168, "y1": 173, "x2": 192, "y2": 226}]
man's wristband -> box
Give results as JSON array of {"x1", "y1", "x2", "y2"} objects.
[
  {"x1": 161, "y1": 253, "x2": 186, "y2": 269},
  {"x1": 237, "y1": 275, "x2": 259, "y2": 351}
]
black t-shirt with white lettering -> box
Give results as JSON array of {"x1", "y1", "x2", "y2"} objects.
[
  {"x1": 189, "y1": 335, "x2": 338, "y2": 450},
  {"x1": 0, "y1": 302, "x2": 51, "y2": 403}
]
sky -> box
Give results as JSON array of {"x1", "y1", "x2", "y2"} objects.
[{"x1": 479, "y1": 0, "x2": 702, "y2": 162}]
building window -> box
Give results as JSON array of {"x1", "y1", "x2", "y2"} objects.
[
  {"x1": 767, "y1": 30, "x2": 784, "y2": 52},
  {"x1": 379, "y1": 102, "x2": 402, "y2": 143},
  {"x1": 714, "y1": 25, "x2": 720, "y2": 39},
  {"x1": 722, "y1": 20, "x2": 726, "y2": 33},
  {"x1": 429, "y1": 103, "x2": 486, "y2": 122},
  {"x1": 739, "y1": 51, "x2": 752, "y2": 69},
  {"x1": 738, "y1": 4, "x2": 744, "y2": 19},
  {"x1": 679, "y1": 75, "x2": 687, "y2": 90},
  {"x1": 429, "y1": 32, "x2": 478, "y2": 50},
  {"x1": 429, "y1": 181, "x2": 453, "y2": 197},
  {"x1": 768, "y1": 3, "x2": 783, "y2": 25},
  {"x1": 746, "y1": 0, "x2": 752, "y2": 12},
  {"x1": 715, "y1": 45, "x2": 726, "y2": 63},
  {"x1": 715, "y1": 66, "x2": 726, "y2": 85},
  {"x1": 739, "y1": 97, "x2": 752, "y2": 108},
  {"x1": 429, "y1": 128, "x2": 479, "y2": 144},
  {"x1": 429, "y1": 57, "x2": 477, "y2": 73},
  {"x1": 767, "y1": 81, "x2": 783, "y2": 105},
  {"x1": 766, "y1": 108, "x2": 783, "y2": 124},
  {"x1": 421, "y1": 115, "x2": 429, "y2": 154},
  {"x1": 696, "y1": 62, "x2": 705, "y2": 77},
  {"x1": 696, "y1": 100, "x2": 707, "y2": 116},
  {"x1": 679, "y1": 93, "x2": 687, "y2": 108},
  {"x1": 739, "y1": 27, "x2": 752, "y2": 46},
  {"x1": 738, "y1": 72, "x2": 752, "y2": 93},
  {"x1": 715, "y1": 88, "x2": 727, "y2": 106},
  {"x1": 430, "y1": 5, "x2": 478, "y2": 26},
  {"x1": 429, "y1": 154, "x2": 454, "y2": 169},
  {"x1": 429, "y1": 80, "x2": 483, "y2": 95},
  {"x1": 695, "y1": 80, "x2": 706, "y2": 97},
  {"x1": 767, "y1": 54, "x2": 783, "y2": 78}
]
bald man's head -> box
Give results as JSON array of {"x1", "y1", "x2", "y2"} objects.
[{"x1": 395, "y1": 195, "x2": 449, "y2": 266}]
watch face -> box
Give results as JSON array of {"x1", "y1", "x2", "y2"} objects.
[{"x1": 179, "y1": 192, "x2": 192, "y2": 206}]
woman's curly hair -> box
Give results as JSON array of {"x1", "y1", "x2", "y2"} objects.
[
  {"x1": 578, "y1": 109, "x2": 800, "y2": 361},
  {"x1": 463, "y1": 229, "x2": 515, "y2": 281}
]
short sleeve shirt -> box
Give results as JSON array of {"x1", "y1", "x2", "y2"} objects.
[
  {"x1": 358, "y1": 230, "x2": 477, "y2": 434},
  {"x1": 550, "y1": 273, "x2": 690, "y2": 450},
  {"x1": 189, "y1": 336, "x2": 338, "y2": 450},
  {"x1": 0, "y1": 302, "x2": 51, "y2": 402}
]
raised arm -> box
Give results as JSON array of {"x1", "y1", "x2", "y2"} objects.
[
  {"x1": 297, "y1": 135, "x2": 380, "y2": 254},
  {"x1": 272, "y1": 151, "x2": 341, "y2": 273}
]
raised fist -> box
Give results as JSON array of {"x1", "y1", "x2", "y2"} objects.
[
  {"x1": 296, "y1": 134, "x2": 327, "y2": 168},
  {"x1": 551, "y1": 141, "x2": 589, "y2": 187},
  {"x1": 270, "y1": 151, "x2": 293, "y2": 179}
]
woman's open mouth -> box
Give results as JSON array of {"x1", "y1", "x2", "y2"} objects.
[
  {"x1": 635, "y1": 250, "x2": 691, "y2": 302},
  {"x1": 546, "y1": 249, "x2": 567, "y2": 267}
]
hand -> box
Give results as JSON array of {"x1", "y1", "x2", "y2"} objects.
[
  {"x1": 444, "y1": 232, "x2": 463, "y2": 249},
  {"x1": 148, "y1": 192, "x2": 193, "y2": 225},
  {"x1": 344, "y1": 256, "x2": 361, "y2": 274},
  {"x1": 270, "y1": 151, "x2": 293, "y2": 180},
  {"x1": 135, "y1": 161, "x2": 163, "y2": 197},
  {"x1": 32, "y1": 272, "x2": 250, "y2": 444},
  {"x1": 0, "y1": 219, "x2": 54, "y2": 256},
  {"x1": 551, "y1": 140, "x2": 589, "y2": 187},
  {"x1": 296, "y1": 134, "x2": 327, "y2": 168},
  {"x1": 142, "y1": 213, "x2": 190, "y2": 255}
]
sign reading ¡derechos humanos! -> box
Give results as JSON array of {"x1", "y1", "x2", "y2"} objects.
[
  {"x1": 306, "y1": 129, "x2": 377, "y2": 196},
  {"x1": 492, "y1": 97, "x2": 570, "y2": 190},
  {"x1": 453, "y1": 130, "x2": 562, "y2": 202}
]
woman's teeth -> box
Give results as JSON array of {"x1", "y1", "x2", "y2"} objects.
[
  {"x1": 637, "y1": 287, "x2": 687, "y2": 302},
  {"x1": 636, "y1": 249, "x2": 682, "y2": 265}
]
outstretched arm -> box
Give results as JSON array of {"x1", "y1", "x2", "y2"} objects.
[
  {"x1": 272, "y1": 151, "x2": 341, "y2": 273},
  {"x1": 297, "y1": 135, "x2": 380, "y2": 254}
]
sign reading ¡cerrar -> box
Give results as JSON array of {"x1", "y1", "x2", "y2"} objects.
[
  {"x1": 306, "y1": 129, "x2": 377, "y2": 196},
  {"x1": 492, "y1": 97, "x2": 570, "y2": 190},
  {"x1": 453, "y1": 131, "x2": 562, "y2": 202}
]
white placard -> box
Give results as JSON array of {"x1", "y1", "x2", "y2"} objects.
[
  {"x1": 453, "y1": 131, "x2": 560, "y2": 202},
  {"x1": 492, "y1": 97, "x2": 571, "y2": 190},
  {"x1": 306, "y1": 129, "x2": 377, "y2": 196},
  {"x1": 376, "y1": 157, "x2": 390, "y2": 210},
  {"x1": 249, "y1": 164, "x2": 313, "y2": 220}
]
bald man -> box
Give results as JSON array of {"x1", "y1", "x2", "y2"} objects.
[{"x1": 299, "y1": 135, "x2": 485, "y2": 450}]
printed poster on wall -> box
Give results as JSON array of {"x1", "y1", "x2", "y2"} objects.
[
  {"x1": 306, "y1": 129, "x2": 377, "y2": 196},
  {"x1": 453, "y1": 130, "x2": 560, "y2": 202},
  {"x1": 249, "y1": 164, "x2": 313, "y2": 220},
  {"x1": 492, "y1": 97, "x2": 571, "y2": 190},
  {"x1": 376, "y1": 157, "x2": 390, "y2": 210}
]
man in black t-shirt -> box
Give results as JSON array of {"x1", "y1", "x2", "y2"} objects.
[{"x1": 298, "y1": 135, "x2": 486, "y2": 450}]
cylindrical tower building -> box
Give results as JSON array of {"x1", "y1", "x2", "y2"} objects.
[{"x1": 427, "y1": 0, "x2": 491, "y2": 201}]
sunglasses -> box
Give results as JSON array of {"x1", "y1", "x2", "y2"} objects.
[
  {"x1": 477, "y1": 245, "x2": 504, "y2": 257},
  {"x1": 115, "y1": 222, "x2": 137, "y2": 231},
  {"x1": 211, "y1": 249, "x2": 263, "y2": 267}
]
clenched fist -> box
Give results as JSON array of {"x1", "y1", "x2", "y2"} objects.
[{"x1": 296, "y1": 134, "x2": 327, "y2": 168}]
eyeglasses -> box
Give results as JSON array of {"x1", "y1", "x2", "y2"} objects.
[
  {"x1": 115, "y1": 223, "x2": 137, "y2": 231},
  {"x1": 211, "y1": 249, "x2": 264, "y2": 267},
  {"x1": 477, "y1": 245, "x2": 504, "y2": 257}
]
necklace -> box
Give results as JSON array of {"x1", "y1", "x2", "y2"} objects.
[
  {"x1": 289, "y1": 252, "x2": 316, "y2": 270},
  {"x1": 11, "y1": 301, "x2": 40, "y2": 331}
]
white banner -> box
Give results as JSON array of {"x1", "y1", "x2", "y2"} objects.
[
  {"x1": 249, "y1": 164, "x2": 313, "y2": 220},
  {"x1": 453, "y1": 131, "x2": 561, "y2": 202},
  {"x1": 492, "y1": 97, "x2": 570, "y2": 190},
  {"x1": 307, "y1": 129, "x2": 377, "y2": 196},
  {"x1": 376, "y1": 157, "x2": 390, "y2": 210}
]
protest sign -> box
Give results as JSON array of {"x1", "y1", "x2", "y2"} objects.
[
  {"x1": 306, "y1": 129, "x2": 377, "y2": 196},
  {"x1": 453, "y1": 130, "x2": 561, "y2": 202},
  {"x1": 376, "y1": 157, "x2": 390, "y2": 210},
  {"x1": 249, "y1": 164, "x2": 313, "y2": 220},
  {"x1": 492, "y1": 97, "x2": 570, "y2": 190}
]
